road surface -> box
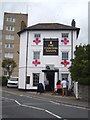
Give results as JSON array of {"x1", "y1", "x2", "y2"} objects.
[{"x1": 2, "y1": 87, "x2": 89, "y2": 119}]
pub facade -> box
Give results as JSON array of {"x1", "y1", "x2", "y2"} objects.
[{"x1": 18, "y1": 20, "x2": 80, "y2": 90}]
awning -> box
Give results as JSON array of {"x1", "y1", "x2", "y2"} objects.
[{"x1": 42, "y1": 69, "x2": 59, "y2": 73}]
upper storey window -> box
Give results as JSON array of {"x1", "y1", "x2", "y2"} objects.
[
  {"x1": 6, "y1": 26, "x2": 15, "y2": 31},
  {"x1": 7, "y1": 17, "x2": 15, "y2": 22},
  {"x1": 62, "y1": 33, "x2": 69, "y2": 38},
  {"x1": 62, "y1": 52, "x2": 68, "y2": 60},
  {"x1": 33, "y1": 51, "x2": 40, "y2": 60},
  {"x1": 5, "y1": 34, "x2": 14, "y2": 40},
  {"x1": 34, "y1": 34, "x2": 40, "y2": 38},
  {"x1": 33, "y1": 34, "x2": 41, "y2": 45}
]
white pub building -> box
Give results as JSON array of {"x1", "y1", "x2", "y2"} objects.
[{"x1": 18, "y1": 19, "x2": 80, "y2": 90}]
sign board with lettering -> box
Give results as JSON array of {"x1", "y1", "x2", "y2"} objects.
[{"x1": 43, "y1": 38, "x2": 58, "y2": 55}]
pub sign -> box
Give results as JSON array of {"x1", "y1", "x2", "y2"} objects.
[{"x1": 43, "y1": 38, "x2": 58, "y2": 55}]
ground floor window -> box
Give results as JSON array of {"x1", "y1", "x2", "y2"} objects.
[
  {"x1": 61, "y1": 74, "x2": 68, "y2": 80},
  {"x1": 33, "y1": 73, "x2": 39, "y2": 86},
  {"x1": 26, "y1": 76, "x2": 30, "y2": 84}
]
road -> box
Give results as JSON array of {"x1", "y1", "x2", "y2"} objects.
[{"x1": 2, "y1": 87, "x2": 89, "y2": 119}]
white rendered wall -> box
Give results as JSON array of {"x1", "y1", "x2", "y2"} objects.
[
  {"x1": 19, "y1": 31, "x2": 27, "y2": 89},
  {"x1": 19, "y1": 30, "x2": 77, "y2": 90}
]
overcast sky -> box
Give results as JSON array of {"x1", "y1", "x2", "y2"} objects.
[{"x1": 0, "y1": 0, "x2": 89, "y2": 45}]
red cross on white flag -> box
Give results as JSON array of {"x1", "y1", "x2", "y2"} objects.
[
  {"x1": 33, "y1": 37, "x2": 41, "y2": 45},
  {"x1": 61, "y1": 60, "x2": 69, "y2": 67},
  {"x1": 32, "y1": 59, "x2": 40, "y2": 67},
  {"x1": 61, "y1": 38, "x2": 69, "y2": 45}
]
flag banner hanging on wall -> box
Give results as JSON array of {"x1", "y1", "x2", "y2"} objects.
[
  {"x1": 32, "y1": 59, "x2": 40, "y2": 67},
  {"x1": 61, "y1": 38, "x2": 69, "y2": 45},
  {"x1": 61, "y1": 59, "x2": 70, "y2": 67},
  {"x1": 33, "y1": 37, "x2": 41, "y2": 45}
]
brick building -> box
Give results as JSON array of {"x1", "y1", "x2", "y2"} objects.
[{"x1": 2, "y1": 12, "x2": 28, "y2": 77}]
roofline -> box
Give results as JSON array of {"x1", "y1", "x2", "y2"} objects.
[
  {"x1": 4, "y1": 12, "x2": 28, "y2": 16},
  {"x1": 17, "y1": 28, "x2": 80, "y2": 38}
]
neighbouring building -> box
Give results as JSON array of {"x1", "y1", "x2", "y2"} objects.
[
  {"x1": 18, "y1": 20, "x2": 80, "y2": 90},
  {"x1": 2, "y1": 12, "x2": 28, "y2": 77},
  {"x1": 0, "y1": 30, "x2": 2, "y2": 77}
]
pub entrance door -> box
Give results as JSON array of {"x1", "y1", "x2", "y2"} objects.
[{"x1": 46, "y1": 72, "x2": 54, "y2": 91}]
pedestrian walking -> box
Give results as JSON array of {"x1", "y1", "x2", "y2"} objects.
[{"x1": 61, "y1": 78, "x2": 67, "y2": 96}]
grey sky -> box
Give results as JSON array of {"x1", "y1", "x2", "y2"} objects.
[{"x1": 0, "y1": 0, "x2": 89, "y2": 45}]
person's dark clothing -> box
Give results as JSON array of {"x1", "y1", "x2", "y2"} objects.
[{"x1": 37, "y1": 83, "x2": 44, "y2": 93}]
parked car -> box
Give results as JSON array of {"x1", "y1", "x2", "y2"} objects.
[{"x1": 7, "y1": 77, "x2": 18, "y2": 88}]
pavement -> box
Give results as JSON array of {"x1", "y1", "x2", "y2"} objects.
[
  {"x1": 27, "y1": 91, "x2": 89, "y2": 109},
  {"x1": 2, "y1": 86, "x2": 89, "y2": 109}
]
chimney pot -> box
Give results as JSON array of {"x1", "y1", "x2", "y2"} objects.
[{"x1": 71, "y1": 19, "x2": 76, "y2": 27}]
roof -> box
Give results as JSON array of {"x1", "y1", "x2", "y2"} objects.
[
  {"x1": 4, "y1": 12, "x2": 28, "y2": 16},
  {"x1": 17, "y1": 23, "x2": 80, "y2": 37}
]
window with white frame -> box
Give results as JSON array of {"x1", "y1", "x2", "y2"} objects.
[
  {"x1": 7, "y1": 17, "x2": 15, "y2": 22},
  {"x1": 4, "y1": 71, "x2": 8, "y2": 76},
  {"x1": 62, "y1": 33, "x2": 69, "y2": 38},
  {"x1": 61, "y1": 74, "x2": 68, "y2": 81},
  {"x1": 34, "y1": 34, "x2": 40, "y2": 38},
  {"x1": 5, "y1": 52, "x2": 13, "y2": 58},
  {"x1": 62, "y1": 52, "x2": 68, "y2": 60},
  {"x1": 33, "y1": 51, "x2": 40, "y2": 59},
  {"x1": 33, "y1": 73, "x2": 39, "y2": 86},
  {"x1": 5, "y1": 44, "x2": 14, "y2": 49},
  {"x1": 6, "y1": 26, "x2": 15, "y2": 31},
  {"x1": 5, "y1": 34, "x2": 14, "y2": 40}
]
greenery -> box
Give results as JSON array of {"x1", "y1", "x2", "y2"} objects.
[
  {"x1": 2, "y1": 76, "x2": 9, "y2": 86},
  {"x1": 69, "y1": 44, "x2": 90, "y2": 85},
  {"x1": 2, "y1": 58, "x2": 17, "y2": 78}
]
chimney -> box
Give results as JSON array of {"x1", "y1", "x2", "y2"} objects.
[{"x1": 71, "y1": 19, "x2": 76, "y2": 27}]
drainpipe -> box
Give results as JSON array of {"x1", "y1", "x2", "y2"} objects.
[
  {"x1": 71, "y1": 31, "x2": 73, "y2": 60},
  {"x1": 25, "y1": 31, "x2": 29, "y2": 90}
]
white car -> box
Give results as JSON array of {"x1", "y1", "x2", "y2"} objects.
[{"x1": 7, "y1": 77, "x2": 18, "y2": 88}]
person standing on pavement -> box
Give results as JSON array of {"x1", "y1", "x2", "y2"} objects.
[
  {"x1": 56, "y1": 80, "x2": 62, "y2": 95},
  {"x1": 44, "y1": 77, "x2": 49, "y2": 91},
  {"x1": 66, "y1": 78, "x2": 69, "y2": 96},
  {"x1": 61, "y1": 78, "x2": 67, "y2": 96}
]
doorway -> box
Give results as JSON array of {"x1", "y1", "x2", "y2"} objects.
[{"x1": 46, "y1": 72, "x2": 54, "y2": 91}]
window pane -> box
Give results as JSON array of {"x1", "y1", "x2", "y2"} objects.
[
  {"x1": 33, "y1": 52, "x2": 40, "y2": 59},
  {"x1": 61, "y1": 74, "x2": 68, "y2": 81},
  {"x1": 5, "y1": 52, "x2": 13, "y2": 58},
  {"x1": 4, "y1": 71, "x2": 8, "y2": 76},
  {"x1": 33, "y1": 73, "x2": 39, "y2": 86},
  {"x1": 6, "y1": 26, "x2": 15, "y2": 31},
  {"x1": 5, "y1": 34, "x2": 14, "y2": 40},
  {"x1": 34, "y1": 34, "x2": 40, "y2": 38},
  {"x1": 7, "y1": 17, "x2": 15, "y2": 22},
  {"x1": 62, "y1": 52, "x2": 68, "y2": 60},
  {"x1": 26, "y1": 76, "x2": 30, "y2": 84},
  {"x1": 62, "y1": 33, "x2": 69, "y2": 38}
]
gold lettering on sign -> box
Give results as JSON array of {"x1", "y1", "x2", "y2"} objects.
[{"x1": 46, "y1": 49, "x2": 56, "y2": 53}]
